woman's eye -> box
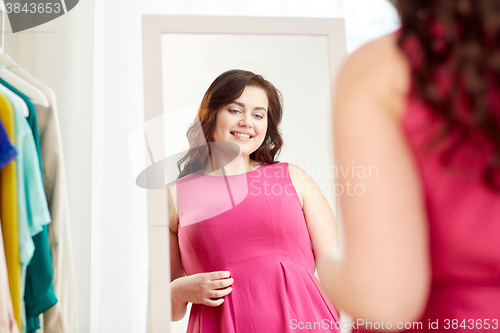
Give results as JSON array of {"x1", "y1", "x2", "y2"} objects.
[
  {"x1": 254, "y1": 114, "x2": 263, "y2": 119},
  {"x1": 229, "y1": 109, "x2": 240, "y2": 114}
]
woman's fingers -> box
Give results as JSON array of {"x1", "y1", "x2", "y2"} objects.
[
  {"x1": 208, "y1": 270, "x2": 231, "y2": 280},
  {"x1": 209, "y1": 287, "x2": 233, "y2": 298},
  {"x1": 204, "y1": 297, "x2": 225, "y2": 307},
  {"x1": 211, "y1": 277, "x2": 234, "y2": 289},
  {"x1": 205, "y1": 271, "x2": 233, "y2": 306},
  {"x1": 186, "y1": 271, "x2": 233, "y2": 306}
]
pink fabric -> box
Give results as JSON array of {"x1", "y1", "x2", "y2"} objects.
[
  {"x1": 354, "y1": 80, "x2": 500, "y2": 332},
  {"x1": 398, "y1": 95, "x2": 500, "y2": 332},
  {"x1": 176, "y1": 162, "x2": 340, "y2": 332}
]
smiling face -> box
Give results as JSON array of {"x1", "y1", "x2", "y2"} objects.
[{"x1": 212, "y1": 85, "x2": 269, "y2": 158}]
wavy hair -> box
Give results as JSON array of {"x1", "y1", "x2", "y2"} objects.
[
  {"x1": 177, "y1": 70, "x2": 283, "y2": 179},
  {"x1": 393, "y1": 0, "x2": 500, "y2": 190}
]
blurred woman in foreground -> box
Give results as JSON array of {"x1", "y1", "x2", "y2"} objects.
[{"x1": 319, "y1": 1, "x2": 500, "y2": 331}]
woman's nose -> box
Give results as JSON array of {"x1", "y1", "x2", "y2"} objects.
[{"x1": 238, "y1": 116, "x2": 253, "y2": 128}]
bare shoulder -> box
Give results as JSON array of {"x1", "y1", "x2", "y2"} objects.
[
  {"x1": 342, "y1": 33, "x2": 409, "y2": 83},
  {"x1": 338, "y1": 33, "x2": 411, "y2": 118},
  {"x1": 287, "y1": 162, "x2": 311, "y2": 182},
  {"x1": 287, "y1": 163, "x2": 305, "y2": 208},
  {"x1": 287, "y1": 163, "x2": 318, "y2": 208}
]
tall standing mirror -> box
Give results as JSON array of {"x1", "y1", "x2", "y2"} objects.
[{"x1": 142, "y1": 15, "x2": 347, "y2": 332}]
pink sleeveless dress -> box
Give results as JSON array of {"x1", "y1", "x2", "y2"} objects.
[
  {"x1": 176, "y1": 162, "x2": 340, "y2": 332},
  {"x1": 353, "y1": 64, "x2": 500, "y2": 332},
  {"x1": 396, "y1": 93, "x2": 500, "y2": 332}
]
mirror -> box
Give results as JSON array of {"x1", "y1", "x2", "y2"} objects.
[{"x1": 142, "y1": 15, "x2": 347, "y2": 332}]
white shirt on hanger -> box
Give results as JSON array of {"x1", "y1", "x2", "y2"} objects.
[{"x1": 0, "y1": 65, "x2": 48, "y2": 108}]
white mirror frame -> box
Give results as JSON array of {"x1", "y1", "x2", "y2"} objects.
[{"x1": 142, "y1": 15, "x2": 347, "y2": 332}]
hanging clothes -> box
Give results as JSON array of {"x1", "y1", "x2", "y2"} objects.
[
  {"x1": 0, "y1": 54, "x2": 78, "y2": 333},
  {"x1": 0, "y1": 78, "x2": 58, "y2": 333},
  {"x1": 0, "y1": 83, "x2": 53, "y2": 333},
  {"x1": 0, "y1": 85, "x2": 36, "y2": 333},
  {"x1": 0, "y1": 93, "x2": 22, "y2": 331}
]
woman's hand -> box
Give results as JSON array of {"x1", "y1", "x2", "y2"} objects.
[{"x1": 171, "y1": 271, "x2": 234, "y2": 307}]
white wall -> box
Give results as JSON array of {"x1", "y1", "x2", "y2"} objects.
[
  {"x1": 90, "y1": 0, "x2": 165, "y2": 331},
  {"x1": 344, "y1": 0, "x2": 399, "y2": 52}
]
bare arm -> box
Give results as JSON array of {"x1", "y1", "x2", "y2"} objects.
[
  {"x1": 317, "y1": 35, "x2": 431, "y2": 325},
  {"x1": 288, "y1": 163, "x2": 339, "y2": 262},
  {"x1": 168, "y1": 181, "x2": 234, "y2": 322},
  {"x1": 168, "y1": 182, "x2": 189, "y2": 321}
]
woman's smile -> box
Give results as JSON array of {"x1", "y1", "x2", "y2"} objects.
[{"x1": 230, "y1": 131, "x2": 254, "y2": 141}]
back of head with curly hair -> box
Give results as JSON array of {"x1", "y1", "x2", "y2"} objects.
[{"x1": 393, "y1": 0, "x2": 500, "y2": 191}]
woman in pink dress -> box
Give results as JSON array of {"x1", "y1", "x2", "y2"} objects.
[
  {"x1": 168, "y1": 69, "x2": 341, "y2": 332},
  {"x1": 319, "y1": 1, "x2": 500, "y2": 332}
]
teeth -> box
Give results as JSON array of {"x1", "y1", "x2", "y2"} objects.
[{"x1": 233, "y1": 133, "x2": 251, "y2": 139}]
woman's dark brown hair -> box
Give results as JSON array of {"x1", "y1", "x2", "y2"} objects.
[
  {"x1": 393, "y1": 0, "x2": 500, "y2": 190},
  {"x1": 177, "y1": 69, "x2": 283, "y2": 179}
]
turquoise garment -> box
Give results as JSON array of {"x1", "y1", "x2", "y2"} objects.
[
  {"x1": 9, "y1": 93, "x2": 36, "y2": 263},
  {"x1": 1, "y1": 85, "x2": 51, "y2": 236},
  {"x1": 0, "y1": 78, "x2": 57, "y2": 333}
]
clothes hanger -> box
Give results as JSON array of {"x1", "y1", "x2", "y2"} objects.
[
  {"x1": 0, "y1": 4, "x2": 48, "y2": 108},
  {"x1": 0, "y1": 65, "x2": 49, "y2": 108},
  {"x1": 0, "y1": 83, "x2": 29, "y2": 117},
  {"x1": 0, "y1": 24, "x2": 32, "y2": 117}
]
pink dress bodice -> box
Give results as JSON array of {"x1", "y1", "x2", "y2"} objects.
[
  {"x1": 176, "y1": 162, "x2": 340, "y2": 332},
  {"x1": 397, "y1": 93, "x2": 500, "y2": 332}
]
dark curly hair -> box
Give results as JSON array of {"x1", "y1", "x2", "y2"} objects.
[
  {"x1": 177, "y1": 69, "x2": 283, "y2": 179},
  {"x1": 393, "y1": 0, "x2": 500, "y2": 191}
]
